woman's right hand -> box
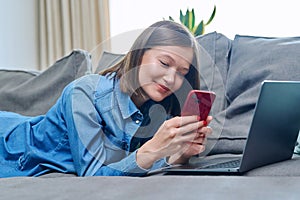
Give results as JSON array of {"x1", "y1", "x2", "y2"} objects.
[{"x1": 136, "y1": 115, "x2": 208, "y2": 169}]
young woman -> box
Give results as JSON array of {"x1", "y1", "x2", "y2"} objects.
[{"x1": 0, "y1": 20, "x2": 212, "y2": 177}]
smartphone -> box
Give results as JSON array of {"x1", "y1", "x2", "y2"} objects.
[{"x1": 181, "y1": 90, "x2": 216, "y2": 120}]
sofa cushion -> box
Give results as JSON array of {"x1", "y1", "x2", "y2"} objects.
[
  {"x1": 0, "y1": 49, "x2": 92, "y2": 116},
  {"x1": 95, "y1": 51, "x2": 124, "y2": 74},
  {"x1": 196, "y1": 32, "x2": 231, "y2": 90},
  {"x1": 210, "y1": 35, "x2": 300, "y2": 154},
  {"x1": 195, "y1": 32, "x2": 233, "y2": 155},
  {"x1": 196, "y1": 32, "x2": 231, "y2": 121}
]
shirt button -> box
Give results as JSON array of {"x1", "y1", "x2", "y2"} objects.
[{"x1": 135, "y1": 120, "x2": 140, "y2": 124}]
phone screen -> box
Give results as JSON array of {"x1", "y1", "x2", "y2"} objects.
[{"x1": 181, "y1": 90, "x2": 216, "y2": 120}]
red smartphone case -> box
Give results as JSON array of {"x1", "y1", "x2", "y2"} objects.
[{"x1": 181, "y1": 90, "x2": 216, "y2": 120}]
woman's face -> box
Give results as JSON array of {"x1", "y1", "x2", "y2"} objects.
[{"x1": 138, "y1": 45, "x2": 193, "y2": 103}]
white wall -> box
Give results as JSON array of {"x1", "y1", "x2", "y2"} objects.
[
  {"x1": 109, "y1": 0, "x2": 300, "y2": 53},
  {"x1": 0, "y1": 0, "x2": 38, "y2": 70},
  {"x1": 210, "y1": 0, "x2": 300, "y2": 38}
]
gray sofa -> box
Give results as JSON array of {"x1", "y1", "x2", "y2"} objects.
[{"x1": 1, "y1": 32, "x2": 300, "y2": 199}]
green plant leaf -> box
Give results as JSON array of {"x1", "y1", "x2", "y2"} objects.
[
  {"x1": 205, "y1": 5, "x2": 216, "y2": 25},
  {"x1": 168, "y1": 5, "x2": 216, "y2": 36},
  {"x1": 194, "y1": 20, "x2": 204, "y2": 36},
  {"x1": 190, "y1": 8, "x2": 195, "y2": 30},
  {"x1": 184, "y1": 9, "x2": 189, "y2": 27},
  {"x1": 180, "y1": 9, "x2": 184, "y2": 24}
]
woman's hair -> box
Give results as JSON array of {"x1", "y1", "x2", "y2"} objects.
[{"x1": 99, "y1": 20, "x2": 201, "y2": 116}]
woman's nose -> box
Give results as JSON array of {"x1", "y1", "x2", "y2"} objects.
[{"x1": 163, "y1": 68, "x2": 176, "y2": 85}]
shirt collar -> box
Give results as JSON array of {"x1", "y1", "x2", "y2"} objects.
[{"x1": 114, "y1": 78, "x2": 140, "y2": 119}]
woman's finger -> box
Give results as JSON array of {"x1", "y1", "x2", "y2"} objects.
[
  {"x1": 197, "y1": 126, "x2": 212, "y2": 135},
  {"x1": 171, "y1": 115, "x2": 200, "y2": 128}
]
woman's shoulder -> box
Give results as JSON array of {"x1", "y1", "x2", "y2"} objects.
[
  {"x1": 95, "y1": 73, "x2": 118, "y2": 95},
  {"x1": 72, "y1": 74, "x2": 101, "y2": 90},
  {"x1": 73, "y1": 73, "x2": 113, "y2": 87},
  {"x1": 72, "y1": 73, "x2": 117, "y2": 94}
]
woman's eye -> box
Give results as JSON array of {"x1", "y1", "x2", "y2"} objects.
[{"x1": 160, "y1": 60, "x2": 169, "y2": 67}]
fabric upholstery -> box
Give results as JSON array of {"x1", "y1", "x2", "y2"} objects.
[
  {"x1": 197, "y1": 32, "x2": 231, "y2": 114},
  {"x1": 210, "y1": 35, "x2": 300, "y2": 154},
  {"x1": 194, "y1": 32, "x2": 233, "y2": 155},
  {"x1": 0, "y1": 49, "x2": 92, "y2": 116},
  {"x1": 95, "y1": 51, "x2": 124, "y2": 74}
]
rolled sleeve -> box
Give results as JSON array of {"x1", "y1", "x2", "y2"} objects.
[{"x1": 94, "y1": 150, "x2": 149, "y2": 176}]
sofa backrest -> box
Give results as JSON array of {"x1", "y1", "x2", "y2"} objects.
[
  {"x1": 0, "y1": 49, "x2": 92, "y2": 116},
  {"x1": 210, "y1": 34, "x2": 300, "y2": 154}
]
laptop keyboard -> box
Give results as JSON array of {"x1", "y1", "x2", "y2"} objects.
[{"x1": 202, "y1": 159, "x2": 241, "y2": 169}]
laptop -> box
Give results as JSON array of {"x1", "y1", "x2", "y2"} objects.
[{"x1": 148, "y1": 80, "x2": 300, "y2": 175}]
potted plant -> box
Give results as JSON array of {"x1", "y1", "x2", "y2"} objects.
[{"x1": 168, "y1": 5, "x2": 216, "y2": 36}]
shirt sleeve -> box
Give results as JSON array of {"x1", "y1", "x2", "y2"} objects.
[{"x1": 61, "y1": 75, "x2": 152, "y2": 176}]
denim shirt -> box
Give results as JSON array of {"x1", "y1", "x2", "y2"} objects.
[{"x1": 0, "y1": 74, "x2": 170, "y2": 177}]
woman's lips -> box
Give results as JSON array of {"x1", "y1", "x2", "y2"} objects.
[{"x1": 157, "y1": 83, "x2": 170, "y2": 93}]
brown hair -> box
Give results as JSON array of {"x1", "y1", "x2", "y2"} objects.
[{"x1": 99, "y1": 20, "x2": 201, "y2": 116}]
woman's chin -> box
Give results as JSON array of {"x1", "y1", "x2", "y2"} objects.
[{"x1": 150, "y1": 93, "x2": 170, "y2": 102}]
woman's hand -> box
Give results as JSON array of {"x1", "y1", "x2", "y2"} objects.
[
  {"x1": 168, "y1": 116, "x2": 213, "y2": 165},
  {"x1": 136, "y1": 115, "x2": 213, "y2": 169}
]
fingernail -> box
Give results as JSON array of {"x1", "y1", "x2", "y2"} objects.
[
  {"x1": 197, "y1": 116, "x2": 201, "y2": 121},
  {"x1": 203, "y1": 120, "x2": 208, "y2": 127}
]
